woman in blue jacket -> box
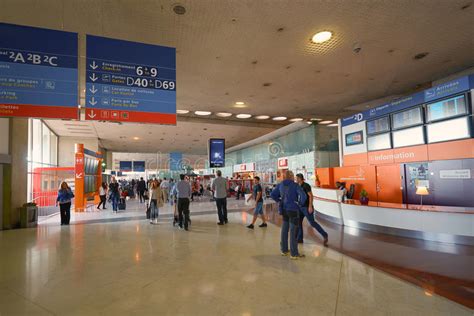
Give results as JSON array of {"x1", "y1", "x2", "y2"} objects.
[{"x1": 56, "y1": 181, "x2": 74, "y2": 225}]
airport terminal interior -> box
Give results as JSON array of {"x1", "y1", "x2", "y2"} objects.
[{"x1": 0, "y1": 1, "x2": 473, "y2": 315}]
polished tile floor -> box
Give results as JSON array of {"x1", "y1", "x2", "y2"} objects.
[{"x1": 1, "y1": 211, "x2": 471, "y2": 315}]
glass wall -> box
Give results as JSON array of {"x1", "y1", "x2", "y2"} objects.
[{"x1": 27, "y1": 119, "x2": 59, "y2": 203}]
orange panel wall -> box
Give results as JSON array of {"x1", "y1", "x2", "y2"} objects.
[
  {"x1": 333, "y1": 165, "x2": 377, "y2": 200},
  {"x1": 315, "y1": 168, "x2": 334, "y2": 188},
  {"x1": 343, "y1": 152, "x2": 368, "y2": 166},
  {"x1": 428, "y1": 138, "x2": 474, "y2": 160}
]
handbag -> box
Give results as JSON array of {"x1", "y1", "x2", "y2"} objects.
[{"x1": 146, "y1": 204, "x2": 151, "y2": 219}]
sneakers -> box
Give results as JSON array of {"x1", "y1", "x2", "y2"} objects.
[
  {"x1": 281, "y1": 252, "x2": 289, "y2": 256},
  {"x1": 258, "y1": 223, "x2": 267, "y2": 228},
  {"x1": 290, "y1": 254, "x2": 306, "y2": 260},
  {"x1": 217, "y1": 222, "x2": 224, "y2": 225},
  {"x1": 246, "y1": 224, "x2": 254, "y2": 229},
  {"x1": 323, "y1": 237, "x2": 329, "y2": 247}
]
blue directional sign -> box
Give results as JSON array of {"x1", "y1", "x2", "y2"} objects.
[
  {"x1": 85, "y1": 35, "x2": 176, "y2": 124},
  {"x1": 0, "y1": 23, "x2": 78, "y2": 119}
]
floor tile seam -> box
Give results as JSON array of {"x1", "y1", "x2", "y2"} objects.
[{"x1": 6, "y1": 286, "x2": 57, "y2": 315}]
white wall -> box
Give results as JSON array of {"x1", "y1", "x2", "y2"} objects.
[
  {"x1": 58, "y1": 137, "x2": 99, "y2": 167},
  {"x1": 341, "y1": 121, "x2": 367, "y2": 155},
  {"x1": 0, "y1": 118, "x2": 9, "y2": 155}
]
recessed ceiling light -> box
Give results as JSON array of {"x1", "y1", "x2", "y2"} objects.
[
  {"x1": 236, "y1": 114, "x2": 252, "y2": 119},
  {"x1": 133, "y1": 137, "x2": 140, "y2": 140},
  {"x1": 194, "y1": 111, "x2": 212, "y2": 116},
  {"x1": 306, "y1": 121, "x2": 312, "y2": 125},
  {"x1": 311, "y1": 31, "x2": 332, "y2": 44},
  {"x1": 289, "y1": 118, "x2": 303, "y2": 122},
  {"x1": 272, "y1": 116, "x2": 287, "y2": 121},
  {"x1": 235, "y1": 101, "x2": 245, "y2": 105},
  {"x1": 216, "y1": 112, "x2": 232, "y2": 117},
  {"x1": 255, "y1": 115, "x2": 270, "y2": 120},
  {"x1": 310, "y1": 118, "x2": 323, "y2": 121},
  {"x1": 177, "y1": 109, "x2": 189, "y2": 114},
  {"x1": 327, "y1": 123, "x2": 338, "y2": 127},
  {"x1": 319, "y1": 120, "x2": 333, "y2": 124}
]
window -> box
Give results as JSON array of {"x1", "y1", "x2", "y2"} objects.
[
  {"x1": 392, "y1": 126, "x2": 425, "y2": 148},
  {"x1": 345, "y1": 131, "x2": 364, "y2": 146},
  {"x1": 367, "y1": 133, "x2": 391, "y2": 151},
  {"x1": 367, "y1": 116, "x2": 390, "y2": 135},
  {"x1": 427, "y1": 117, "x2": 470, "y2": 143},
  {"x1": 392, "y1": 107, "x2": 423, "y2": 130},
  {"x1": 426, "y1": 95, "x2": 468, "y2": 122}
]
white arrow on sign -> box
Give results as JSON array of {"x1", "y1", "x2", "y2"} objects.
[
  {"x1": 89, "y1": 73, "x2": 98, "y2": 82},
  {"x1": 89, "y1": 61, "x2": 98, "y2": 70},
  {"x1": 89, "y1": 97, "x2": 97, "y2": 106},
  {"x1": 76, "y1": 173, "x2": 83, "y2": 178},
  {"x1": 89, "y1": 85, "x2": 98, "y2": 94},
  {"x1": 88, "y1": 110, "x2": 97, "y2": 119}
]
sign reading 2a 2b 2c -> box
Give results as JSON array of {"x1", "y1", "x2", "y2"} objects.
[
  {"x1": 0, "y1": 23, "x2": 78, "y2": 119},
  {"x1": 85, "y1": 35, "x2": 176, "y2": 124}
]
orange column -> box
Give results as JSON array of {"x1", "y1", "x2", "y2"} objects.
[{"x1": 74, "y1": 144, "x2": 85, "y2": 212}]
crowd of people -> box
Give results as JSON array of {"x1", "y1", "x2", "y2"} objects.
[{"x1": 57, "y1": 170, "x2": 329, "y2": 259}]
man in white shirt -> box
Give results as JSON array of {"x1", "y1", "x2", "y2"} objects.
[
  {"x1": 211, "y1": 170, "x2": 228, "y2": 225},
  {"x1": 160, "y1": 177, "x2": 170, "y2": 203}
]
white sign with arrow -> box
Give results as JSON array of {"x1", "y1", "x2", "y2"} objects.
[
  {"x1": 89, "y1": 61, "x2": 98, "y2": 70},
  {"x1": 88, "y1": 110, "x2": 97, "y2": 119}
]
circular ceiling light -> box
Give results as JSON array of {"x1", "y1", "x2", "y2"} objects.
[
  {"x1": 216, "y1": 112, "x2": 232, "y2": 117},
  {"x1": 306, "y1": 121, "x2": 313, "y2": 125},
  {"x1": 289, "y1": 118, "x2": 303, "y2": 122},
  {"x1": 327, "y1": 123, "x2": 338, "y2": 127},
  {"x1": 235, "y1": 101, "x2": 245, "y2": 105},
  {"x1": 133, "y1": 136, "x2": 140, "y2": 140},
  {"x1": 177, "y1": 109, "x2": 189, "y2": 114},
  {"x1": 236, "y1": 114, "x2": 252, "y2": 119},
  {"x1": 311, "y1": 31, "x2": 332, "y2": 44},
  {"x1": 194, "y1": 111, "x2": 212, "y2": 116},
  {"x1": 310, "y1": 118, "x2": 323, "y2": 121},
  {"x1": 255, "y1": 115, "x2": 270, "y2": 120},
  {"x1": 272, "y1": 116, "x2": 287, "y2": 121},
  {"x1": 319, "y1": 120, "x2": 333, "y2": 124}
]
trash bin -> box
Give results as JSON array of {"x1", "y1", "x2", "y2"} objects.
[{"x1": 20, "y1": 203, "x2": 38, "y2": 228}]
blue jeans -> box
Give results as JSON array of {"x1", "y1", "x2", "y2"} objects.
[
  {"x1": 297, "y1": 207, "x2": 328, "y2": 242},
  {"x1": 280, "y1": 209, "x2": 299, "y2": 256},
  {"x1": 111, "y1": 194, "x2": 119, "y2": 211},
  {"x1": 150, "y1": 199, "x2": 159, "y2": 220}
]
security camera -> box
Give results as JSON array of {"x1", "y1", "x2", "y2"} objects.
[{"x1": 353, "y1": 42, "x2": 362, "y2": 53}]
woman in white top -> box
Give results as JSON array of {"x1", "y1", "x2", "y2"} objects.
[
  {"x1": 97, "y1": 182, "x2": 108, "y2": 210},
  {"x1": 149, "y1": 180, "x2": 164, "y2": 224}
]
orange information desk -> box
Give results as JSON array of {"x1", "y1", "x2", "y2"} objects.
[{"x1": 313, "y1": 187, "x2": 474, "y2": 246}]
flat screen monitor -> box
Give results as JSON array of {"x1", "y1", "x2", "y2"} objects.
[
  {"x1": 393, "y1": 126, "x2": 425, "y2": 148},
  {"x1": 133, "y1": 161, "x2": 145, "y2": 172},
  {"x1": 345, "y1": 131, "x2": 363, "y2": 146},
  {"x1": 427, "y1": 116, "x2": 470, "y2": 143},
  {"x1": 367, "y1": 133, "x2": 391, "y2": 151},
  {"x1": 392, "y1": 107, "x2": 423, "y2": 130},
  {"x1": 119, "y1": 161, "x2": 132, "y2": 172},
  {"x1": 209, "y1": 138, "x2": 225, "y2": 168},
  {"x1": 367, "y1": 116, "x2": 390, "y2": 135},
  {"x1": 426, "y1": 95, "x2": 467, "y2": 122}
]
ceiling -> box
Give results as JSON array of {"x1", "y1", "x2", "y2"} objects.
[{"x1": 2, "y1": 0, "x2": 474, "y2": 153}]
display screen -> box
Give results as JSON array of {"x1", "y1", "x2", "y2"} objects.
[
  {"x1": 133, "y1": 161, "x2": 145, "y2": 172},
  {"x1": 393, "y1": 126, "x2": 425, "y2": 148},
  {"x1": 427, "y1": 116, "x2": 470, "y2": 143},
  {"x1": 367, "y1": 116, "x2": 390, "y2": 135},
  {"x1": 209, "y1": 138, "x2": 225, "y2": 168},
  {"x1": 119, "y1": 161, "x2": 132, "y2": 171},
  {"x1": 392, "y1": 107, "x2": 423, "y2": 130},
  {"x1": 345, "y1": 131, "x2": 364, "y2": 146},
  {"x1": 367, "y1": 133, "x2": 391, "y2": 151},
  {"x1": 426, "y1": 95, "x2": 467, "y2": 122}
]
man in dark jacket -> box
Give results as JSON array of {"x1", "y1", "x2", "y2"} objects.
[
  {"x1": 137, "y1": 177, "x2": 146, "y2": 203},
  {"x1": 271, "y1": 170, "x2": 307, "y2": 259}
]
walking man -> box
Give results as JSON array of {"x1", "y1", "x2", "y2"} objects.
[
  {"x1": 212, "y1": 170, "x2": 228, "y2": 225},
  {"x1": 160, "y1": 177, "x2": 170, "y2": 203},
  {"x1": 296, "y1": 174, "x2": 329, "y2": 247},
  {"x1": 271, "y1": 170, "x2": 307, "y2": 260},
  {"x1": 246, "y1": 176, "x2": 267, "y2": 229},
  {"x1": 175, "y1": 174, "x2": 192, "y2": 231},
  {"x1": 137, "y1": 177, "x2": 146, "y2": 203}
]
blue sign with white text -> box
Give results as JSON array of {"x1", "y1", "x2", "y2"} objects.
[
  {"x1": 209, "y1": 139, "x2": 225, "y2": 168},
  {"x1": 0, "y1": 23, "x2": 78, "y2": 119},
  {"x1": 170, "y1": 152, "x2": 182, "y2": 171},
  {"x1": 132, "y1": 161, "x2": 145, "y2": 172},
  {"x1": 85, "y1": 35, "x2": 176, "y2": 124},
  {"x1": 342, "y1": 75, "x2": 474, "y2": 127}
]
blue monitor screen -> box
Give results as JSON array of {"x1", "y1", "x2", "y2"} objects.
[
  {"x1": 119, "y1": 161, "x2": 132, "y2": 172},
  {"x1": 133, "y1": 161, "x2": 145, "y2": 172},
  {"x1": 209, "y1": 139, "x2": 225, "y2": 168}
]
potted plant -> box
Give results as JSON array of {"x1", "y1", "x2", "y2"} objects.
[{"x1": 359, "y1": 189, "x2": 369, "y2": 205}]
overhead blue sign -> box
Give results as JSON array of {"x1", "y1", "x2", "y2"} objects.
[
  {"x1": 170, "y1": 152, "x2": 182, "y2": 171},
  {"x1": 85, "y1": 35, "x2": 176, "y2": 124},
  {"x1": 0, "y1": 23, "x2": 78, "y2": 119},
  {"x1": 342, "y1": 75, "x2": 473, "y2": 127},
  {"x1": 119, "y1": 161, "x2": 132, "y2": 172},
  {"x1": 132, "y1": 161, "x2": 145, "y2": 172}
]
